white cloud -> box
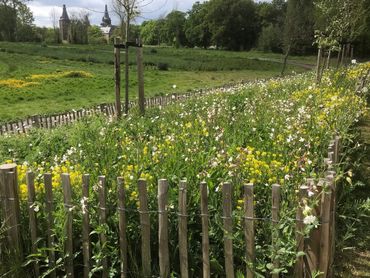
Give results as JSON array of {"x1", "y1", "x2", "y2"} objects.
[{"x1": 28, "y1": 0, "x2": 205, "y2": 27}]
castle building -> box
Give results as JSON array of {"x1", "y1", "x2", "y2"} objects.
[
  {"x1": 100, "y1": 5, "x2": 115, "y2": 43},
  {"x1": 59, "y1": 4, "x2": 71, "y2": 43}
]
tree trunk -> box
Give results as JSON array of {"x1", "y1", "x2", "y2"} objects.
[
  {"x1": 336, "y1": 45, "x2": 342, "y2": 69},
  {"x1": 340, "y1": 44, "x2": 346, "y2": 67},
  {"x1": 326, "y1": 49, "x2": 331, "y2": 70},
  {"x1": 316, "y1": 47, "x2": 322, "y2": 84},
  {"x1": 281, "y1": 44, "x2": 291, "y2": 76}
]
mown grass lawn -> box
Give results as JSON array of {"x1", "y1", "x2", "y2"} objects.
[{"x1": 0, "y1": 42, "x2": 310, "y2": 122}]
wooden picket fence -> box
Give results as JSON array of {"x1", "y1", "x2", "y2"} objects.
[
  {"x1": 0, "y1": 81, "x2": 243, "y2": 136},
  {"x1": 0, "y1": 137, "x2": 340, "y2": 277}
]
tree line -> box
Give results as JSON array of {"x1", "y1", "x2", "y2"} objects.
[{"x1": 0, "y1": 0, "x2": 369, "y2": 57}]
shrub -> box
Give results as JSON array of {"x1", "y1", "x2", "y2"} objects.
[{"x1": 157, "y1": 62, "x2": 169, "y2": 71}]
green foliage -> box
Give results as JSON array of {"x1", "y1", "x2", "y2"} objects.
[
  {"x1": 257, "y1": 24, "x2": 283, "y2": 53},
  {"x1": 284, "y1": 0, "x2": 315, "y2": 54},
  {"x1": 184, "y1": 1, "x2": 212, "y2": 49},
  {"x1": 141, "y1": 20, "x2": 161, "y2": 45},
  {"x1": 0, "y1": 0, "x2": 35, "y2": 42},
  {"x1": 207, "y1": 0, "x2": 259, "y2": 51}
]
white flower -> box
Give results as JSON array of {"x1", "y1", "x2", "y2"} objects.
[
  {"x1": 303, "y1": 215, "x2": 317, "y2": 225},
  {"x1": 81, "y1": 197, "x2": 88, "y2": 215},
  {"x1": 172, "y1": 84, "x2": 177, "y2": 89}
]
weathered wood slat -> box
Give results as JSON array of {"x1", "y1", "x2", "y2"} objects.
[
  {"x1": 82, "y1": 174, "x2": 90, "y2": 278},
  {"x1": 26, "y1": 171, "x2": 40, "y2": 277},
  {"x1": 138, "y1": 179, "x2": 151, "y2": 277},
  {"x1": 272, "y1": 184, "x2": 281, "y2": 278},
  {"x1": 158, "y1": 179, "x2": 170, "y2": 277},
  {"x1": 222, "y1": 182, "x2": 234, "y2": 278},
  {"x1": 44, "y1": 173, "x2": 56, "y2": 278},
  {"x1": 244, "y1": 183, "x2": 255, "y2": 277},
  {"x1": 61, "y1": 173, "x2": 74, "y2": 278},
  {"x1": 178, "y1": 180, "x2": 189, "y2": 278},
  {"x1": 98, "y1": 176, "x2": 109, "y2": 278},
  {"x1": 200, "y1": 182, "x2": 210, "y2": 278},
  {"x1": 117, "y1": 177, "x2": 128, "y2": 278}
]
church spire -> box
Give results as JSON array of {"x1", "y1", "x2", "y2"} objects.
[
  {"x1": 101, "y1": 4, "x2": 112, "y2": 27},
  {"x1": 60, "y1": 4, "x2": 70, "y2": 21}
]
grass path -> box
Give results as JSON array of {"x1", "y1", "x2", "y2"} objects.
[{"x1": 336, "y1": 109, "x2": 370, "y2": 277}]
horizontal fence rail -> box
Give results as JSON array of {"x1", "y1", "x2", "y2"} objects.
[
  {"x1": 0, "y1": 137, "x2": 341, "y2": 277},
  {"x1": 0, "y1": 81, "x2": 250, "y2": 136}
]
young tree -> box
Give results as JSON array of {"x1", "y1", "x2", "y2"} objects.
[
  {"x1": 314, "y1": 0, "x2": 367, "y2": 65},
  {"x1": 49, "y1": 8, "x2": 59, "y2": 43},
  {"x1": 69, "y1": 11, "x2": 90, "y2": 44}
]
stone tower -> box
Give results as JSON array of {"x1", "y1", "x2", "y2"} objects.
[
  {"x1": 59, "y1": 4, "x2": 70, "y2": 43},
  {"x1": 101, "y1": 5, "x2": 112, "y2": 27}
]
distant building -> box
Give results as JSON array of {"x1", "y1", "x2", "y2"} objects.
[
  {"x1": 59, "y1": 4, "x2": 71, "y2": 43},
  {"x1": 100, "y1": 5, "x2": 115, "y2": 43}
]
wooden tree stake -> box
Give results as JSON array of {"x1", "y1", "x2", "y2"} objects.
[{"x1": 114, "y1": 38, "x2": 122, "y2": 118}]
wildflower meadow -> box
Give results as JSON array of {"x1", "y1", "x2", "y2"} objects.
[{"x1": 0, "y1": 62, "x2": 369, "y2": 276}]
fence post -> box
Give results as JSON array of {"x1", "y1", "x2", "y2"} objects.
[
  {"x1": 200, "y1": 182, "x2": 210, "y2": 278},
  {"x1": 178, "y1": 180, "x2": 189, "y2": 278},
  {"x1": 306, "y1": 178, "x2": 323, "y2": 274},
  {"x1": 272, "y1": 184, "x2": 281, "y2": 278},
  {"x1": 0, "y1": 164, "x2": 22, "y2": 263},
  {"x1": 61, "y1": 173, "x2": 74, "y2": 278},
  {"x1": 26, "y1": 171, "x2": 40, "y2": 277},
  {"x1": 44, "y1": 173, "x2": 56, "y2": 278},
  {"x1": 82, "y1": 174, "x2": 90, "y2": 278},
  {"x1": 328, "y1": 169, "x2": 337, "y2": 277},
  {"x1": 319, "y1": 176, "x2": 333, "y2": 277},
  {"x1": 244, "y1": 183, "x2": 255, "y2": 277},
  {"x1": 138, "y1": 179, "x2": 151, "y2": 277},
  {"x1": 117, "y1": 177, "x2": 128, "y2": 278},
  {"x1": 158, "y1": 179, "x2": 170, "y2": 277},
  {"x1": 294, "y1": 185, "x2": 308, "y2": 277},
  {"x1": 98, "y1": 176, "x2": 109, "y2": 278},
  {"x1": 222, "y1": 182, "x2": 234, "y2": 278}
]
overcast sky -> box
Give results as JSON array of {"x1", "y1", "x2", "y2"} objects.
[{"x1": 28, "y1": 0, "x2": 208, "y2": 27}]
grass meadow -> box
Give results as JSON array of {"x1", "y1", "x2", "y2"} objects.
[{"x1": 0, "y1": 42, "x2": 312, "y2": 122}]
